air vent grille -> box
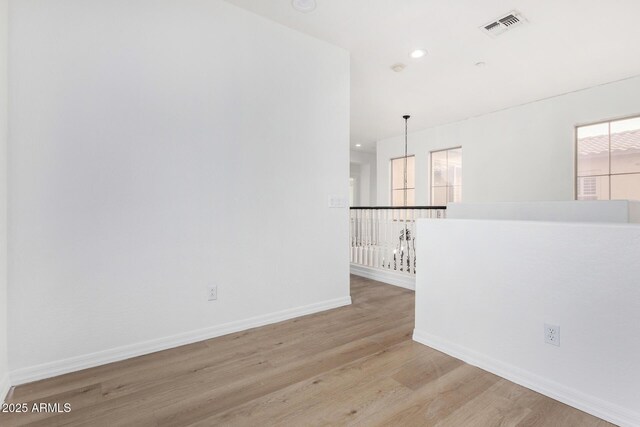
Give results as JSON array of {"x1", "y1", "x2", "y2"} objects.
[
  {"x1": 481, "y1": 11, "x2": 527, "y2": 37},
  {"x1": 484, "y1": 21, "x2": 500, "y2": 31},
  {"x1": 499, "y1": 14, "x2": 520, "y2": 26}
]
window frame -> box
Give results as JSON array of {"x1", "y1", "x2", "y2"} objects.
[
  {"x1": 390, "y1": 154, "x2": 416, "y2": 207},
  {"x1": 430, "y1": 146, "x2": 462, "y2": 206},
  {"x1": 574, "y1": 113, "x2": 640, "y2": 201}
]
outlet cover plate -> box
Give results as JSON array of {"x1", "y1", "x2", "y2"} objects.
[
  {"x1": 328, "y1": 195, "x2": 347, "y2": 208},
  {"x1": 544, "y1": 323, "x2": 560, "y2": 346},
  {"x1": 208, "y1": 285, "x2": 218, "y2": 301}
]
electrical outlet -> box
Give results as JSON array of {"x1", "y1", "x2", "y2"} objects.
[
  {"x1": 328, "y1": 195, "x2": 347, "y2": 208},
  {"x1": 207, "y1": 285, "x2": 217, "y2": 301},
  {"x1": 544, "y1": 323, "x2": 560, "y2": 346}
]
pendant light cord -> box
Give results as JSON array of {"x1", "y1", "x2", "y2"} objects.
[{"x1": 403, "y1": 115, "x2": 410, "y2": 207}]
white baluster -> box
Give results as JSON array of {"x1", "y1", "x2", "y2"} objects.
[
  {"x1": 391, "y1": 208, "x2": 395, "y2": 270},
  {"x1": 390, "y1": 208, "x2": 395, "y2": 270},
  {"x1": 383, "y1": 209, "x2": 388, "y2": 269},
  {"x1": 350, "y1": 209, "x2": 354, "y2": 263},
  {"x1": 363, "y1": 209, "x2": 369, "y2": 266},
  {"x1": 411, "y1": 209, "x2": 416, "y2": 274},
  {"x1": 372, "y1": 242, "x2": 378, "y2": 269},
  {"x1": 372, "y1": 209, "x2": 379, "y2": 267},
  {"x1": 357, "y1": 209, "x2": 361, "y2": 264},
  {"x1": 364, "y1": 208, "x2": 369, "y2": 264},
  {"x1": 355, "y1": 209, "x2": 361, "y2": 264},
  {"x1": 399, "y1": 208, "x2": 403, "y2": 272},
  {"x1": 402, "y1": 208, "x2": 408, "y2": 273}
]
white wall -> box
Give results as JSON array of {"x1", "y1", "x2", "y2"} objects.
[
  {"x1": 631, "y1": 201, "x2": 640, "y2": 223},
  {"x1": 350, "y1": 150, "x2": 376, "y2": 206},
  {"x1": 377, "y1": 75, "x2": 640, "y2": 205},
  {"x1": 349, "y1": 162, "x2": 361, "y2": 206},
  {"x1": 8, "y1": 0, "x2": 350, "y2": 383},
  {"x1": 0, "y1": 0, "x2": 8, "y2": 403},
  {"x1": 448, "y1": 200, "x2": 640, "y2": 223},
  {"x1": 414, "y1": 219, "x2": 640, "y2": 426}
]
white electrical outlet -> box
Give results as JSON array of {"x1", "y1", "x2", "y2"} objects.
[
  {"x1": 544, "y1": 323, "x2": 560, "y2": 346},
  {"x1": 207, "y1": 285, "x2": 217, "y2": 301},
  {"x1": 328, "y1": 195, "x2": 347, "y2": 208}
]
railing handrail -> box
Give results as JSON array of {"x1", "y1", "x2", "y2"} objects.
[{"x1": 350, "y1": 206, "x2": 447, "y2": 210}]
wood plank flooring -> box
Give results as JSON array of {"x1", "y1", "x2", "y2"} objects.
[{"x1": 1, "y1": 275, "x2": 613, "y2": 426}]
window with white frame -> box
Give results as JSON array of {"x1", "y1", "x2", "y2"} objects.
[
  {"x1": 390, "y1": 155, "x2": 415, "y2": 206},
  {"x1": 431, "y1": 147, "x2": 462, "y2": 206},
  {"x1": 576, "y1": 116, "x2": 640, "y2": 201}
]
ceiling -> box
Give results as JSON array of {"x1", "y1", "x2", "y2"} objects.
[{"x1": 223, "y1": 0, "x2": 640, "y2": 151}]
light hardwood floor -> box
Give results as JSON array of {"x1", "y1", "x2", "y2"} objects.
[{"x1": 1, "y1": 275, "x2": 612, "y2": 426}]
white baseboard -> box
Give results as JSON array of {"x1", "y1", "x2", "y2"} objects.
[
  {"x1": 9, "y1": 296, "x2": 352, "y2": 386},
  {"x1": 350, "y1": 264, "x2": 415, "y2": 291},
  {"x1": 0, "y1": 373, "x2": 10, "y2": 403},
  {"x1": 413, "y1": 329, "x2": 640, "y2": 427}
]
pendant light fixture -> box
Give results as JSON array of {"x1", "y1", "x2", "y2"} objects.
[{"x1": 396, "y1": 115, "x2": 411, "y2": 273}]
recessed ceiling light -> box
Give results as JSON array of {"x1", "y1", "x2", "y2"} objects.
[
  {"x1": 355, "y1": 144, "x2": 362, "y2": 147},
  {"x1": 292, "y1": 0, "x2": 316, "y2": 13},
  {"x1": 409, "y1": 49, "x2": 428, "y2": 59},
  {"x1": 391, "y1": 63, "x2": 406, "y2": 73}
]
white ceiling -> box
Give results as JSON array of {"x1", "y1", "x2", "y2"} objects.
[{"x1": 223, "y1": 0, "x2": 640, "y2": 151}]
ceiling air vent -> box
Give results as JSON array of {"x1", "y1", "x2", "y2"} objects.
[{"x1": 481, "y1": 11, "x2": 527, "y2": 38}]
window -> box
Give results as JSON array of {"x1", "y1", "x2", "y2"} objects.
[
  {"x1": 576, "y1": 116, "x2": 640, "y2": 201},
  {"x1": 431, "y1": 147, "x2": 462, "y2": 205},
  {"x1": 391, "y1": 156, "x2": 415, "y2": 206}
]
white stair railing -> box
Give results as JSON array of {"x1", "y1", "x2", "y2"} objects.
[{"x1": 350, "y1": 206, "x2": 446, "y2": 275}]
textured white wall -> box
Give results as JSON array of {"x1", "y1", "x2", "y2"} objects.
[
  {"x1": 377, "y1": 75, "x2": 640, "y2": 205},
  {"x1": 8, "y1": 0, "x2": 350, "y2": 379},
  {"x1": 0, "y1": 0, "x2": 8, "y2": 403},
  {"x1": 415, "y1": 219, "x2": 640, "y2": 426}
]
